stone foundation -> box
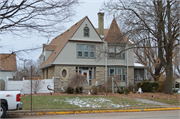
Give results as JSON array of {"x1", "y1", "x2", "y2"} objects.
[{"x1": 54, "y1": 66, "x2": 76, "y2": 92}]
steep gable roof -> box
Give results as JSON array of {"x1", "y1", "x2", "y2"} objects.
[
  {"x1": 105, "y1": 18, "x2": 130, "y2": 44},
  {"x1": 39, "y1": 16, "x2": 87, "y2": 68},
  {"x1": 0, "y1": 54, "x2": 17, "y2": 71}
]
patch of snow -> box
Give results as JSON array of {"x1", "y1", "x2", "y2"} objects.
[
  {"x1": 134, "y1": 63, "x2": 145, "y2": 67},
  {"x1": 63, "y1": 97, "x2": 128, "y2": 108}
]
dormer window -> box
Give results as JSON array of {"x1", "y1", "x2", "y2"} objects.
[{"x1": 84, "y1": 24, "x2": 89, "y2": 37}]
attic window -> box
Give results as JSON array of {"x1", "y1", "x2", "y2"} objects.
[{"x1": 84, "y1": 24, "x2": 89, "y2": 37}]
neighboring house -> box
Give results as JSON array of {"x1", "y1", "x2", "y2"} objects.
[
  {"x1": 0, "y1": 54, "x2": 17, "y2": 90},
  {"x1": 39, "y1": 12, "x2": 147, "y2": 92}
]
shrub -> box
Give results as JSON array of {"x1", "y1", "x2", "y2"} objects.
[
  {"x1": 75, "y1": 87, "x2": 83, "y2": 94},
  {"x1": 91, "y1": 86, "x2": 98, "y2": 95},
  {"x1": 132, "y1": 91, "x2": 136, "y2": 93},
  {"x1": 117, "y1": 87, "x2": 124, "y2": 94},
  {"x1": 151, "y1": 82, "x2": 159, "y2": 91},
  {"x1": 66, "y1": 87, "x2": 74, "y2": 94},
  {"x1": 141, "y1": 81, "x2": 152, "y2": 92},
  {"x1": 136, "y1": 81, "x2": 160, "y2": 92},
  {"x1": 124, "y1": 88, "x2": 130, "y2": 95},
  {"x1": 158, "y1": 79, "x2": 166, "y2": 92}
]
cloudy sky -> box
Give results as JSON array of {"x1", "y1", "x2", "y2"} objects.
[{"x1": 0, "y1": 0, "x2": 112, "y2": 65}]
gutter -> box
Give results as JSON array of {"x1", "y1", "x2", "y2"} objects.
[{"x1": 39, "y1": 63, "x2": 52, "y2": 69}]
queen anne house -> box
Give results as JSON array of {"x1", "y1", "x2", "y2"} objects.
[{"x1": 39, "y1": 13, "x2": 147, "y2": 92}]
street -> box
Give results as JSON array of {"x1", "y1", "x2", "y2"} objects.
[{"x1": 6, "y1": 110, "x2": 180, "y2": 119}]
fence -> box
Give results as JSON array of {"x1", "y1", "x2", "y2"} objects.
[{"x1": 6, "y1": 78, "x2": 54, "y2": 94}]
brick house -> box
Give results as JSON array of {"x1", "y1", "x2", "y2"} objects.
[{"x1": 39, "y1": 13, "x2": 147, "y2": 92}]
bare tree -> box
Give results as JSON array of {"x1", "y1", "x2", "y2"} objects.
[
  {"x1": 25, "y1": 79, "x2": 45, "y2": 94},
  {"x1": 101, "y1": 0, "x2": 180, "y2": 94},
  {"x1": 67, "y1": 73, "x2": 88, "y2": 93},
  {"x1": 173, "y1": 45, "x2": 180, "y2": 78},
  {"x1": 16, "y1": 59, "x2": 40, "y2": 80},
  {"x1": 0, "y1": 0, "x2": 79, "y2": 36}
]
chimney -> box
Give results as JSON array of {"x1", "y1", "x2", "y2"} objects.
[
  {"x1": 98, "y1": 12, "x2": 104, "y2": 36},
  {"x1": 42, "y1": 44, "x2": 46, "y2": 52}
]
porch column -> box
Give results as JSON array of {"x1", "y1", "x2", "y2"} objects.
[{"x1": 92, "y1": 67, "x2": 94, "y2": 79}]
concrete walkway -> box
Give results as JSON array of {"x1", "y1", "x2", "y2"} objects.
[{"x1": 134, "y1": 98, "x2": 171, "y2": 107}]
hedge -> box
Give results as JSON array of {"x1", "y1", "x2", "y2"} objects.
[{"x1": 137, "y1": 81, "x2": 159, "y2": 92}]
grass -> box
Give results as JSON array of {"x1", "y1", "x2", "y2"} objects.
[
  {"x1": 21, "y1": 95, "x2": 155, "y2": 110},
  {"x1": 148, "y1": 98, "x2": 180, "y2": 105}
]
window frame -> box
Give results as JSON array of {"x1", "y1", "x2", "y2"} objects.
[
  {"x1": 77, "y1": 44, "x2": 95, "y2": 58},
  {"x1": 108, "y1": 45, "x2": 125, "y2": 59},
  {"x1": 108, "y1": 46, "x2": 115, "y2": 59},
  {"x1": 109, "y1": 68, "x2": 115, "y2": 76},
  {"x1": 116, "y1": 68, "x2": 122, "y2": 80},
  {"x1": 84, "y1": 26, "x2": 90, "y2": 37},
  {"x1": 77, "y1": 45, "x2": 83, "y2": 57},
  {"x1": 108, "y1": 67, "x2": 126, "y2": 81},
  {"x1": 84, "y1": 45, "x2": 89, "y2": 58}
]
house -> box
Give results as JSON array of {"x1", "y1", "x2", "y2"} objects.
[
  {"x1": 39, "y1": 13, "x2": 147, "y2": 92},
  {"x1": 0, "y1": 53, "x2": 17, "y2": 90}
]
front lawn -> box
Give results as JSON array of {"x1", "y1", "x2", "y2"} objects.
[
  {"x1": 148, "y1": 97, "x2": 180, "y2": 105},
  {"x1": 21, "y1": 95, "x2": 155, "y2": 110}
]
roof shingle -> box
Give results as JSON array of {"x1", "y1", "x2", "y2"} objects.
[
  {"x1": 105, "y1": 18, "x2": 130, "y2": 44},
  {"x1": 39, "y1": 16, "x2": 87, "y2": 68},
  {"x1": 0, "y1": 54, "x2": 17, "y2": 71}
]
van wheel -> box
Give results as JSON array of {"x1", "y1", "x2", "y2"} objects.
[{"x1": 0, "y1": 104, "x2": 6, "y2": 118}]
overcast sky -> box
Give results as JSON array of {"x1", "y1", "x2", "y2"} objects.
[{"x1": 0, "y1": 0, "x2": 111, "y2": 66}]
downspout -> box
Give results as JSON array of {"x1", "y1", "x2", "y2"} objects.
[
  {"x1": 105, "y1": 41, "x2": 107, "y2": 93},
  {"x1": 126, "y1": 44, "x2": 129, "y2": 88}
]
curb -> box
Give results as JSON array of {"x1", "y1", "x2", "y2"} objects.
[
  {"x1": 37, "y1": 107, "x2": 180, "y2": 115},
  {"x1": 6, "y1": 107, "x2": 180, "y2": 117}
]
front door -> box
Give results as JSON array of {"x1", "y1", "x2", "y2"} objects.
[{"x1": 82, "y1": 70, "x2": 89, "y2": 85}]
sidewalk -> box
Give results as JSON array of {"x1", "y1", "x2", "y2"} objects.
[
  {"x1": 133, "y1": 98, "x2": 172, "y2": 107},
  {"x1": 6, "y1": 98, "x2": 180, "y2": 117}
]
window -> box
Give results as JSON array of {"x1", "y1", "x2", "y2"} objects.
[
  {"x1": 90, "y1": 46, "x2": 95, "y2": 58},
  {"x1": 94, "y1": 67, "x2": 96, "y2": 79},
  {"x1": 108, "y1": 46, "x2": 125, "y2": 59},
  {"x1": 84, "y1": 45, "x2": 89, "y2": 57},
  {"x1": 134, "y1": 69, "x2": 144, "y2": 84},
  {"x1": 77, "y1": 45, "x2": 83, "y2": 57},
  {"x1": 109, "y1": 46, "x2": 115, "y2": 58},
  {"x1": 116, "y1": 46, "x2": 121, "y2": 58},
  {"x1": 122, "y1": 69, "x2": 125, "y2": 81},
  {"x1": 122, "y1": 47, "x2": 125, "y2": 59},
  {"x1": 117, "y1": 68, "x2": 122, "y2": 80},
  {"x1": 62, "y1": 69, "x2": 67, "y2": 78},
  {"x1": 109, "y1": 68, "x2": 115, "y2": 76},
  {"x1": 109, "y1": 67, "x2": 125, "y2": 81},
  {"x1": 77, "y1": 45, "x2": 95, "y2": 58},
  {"x1": 84, "y1": 25, "x2": 89, "y2": 37}
]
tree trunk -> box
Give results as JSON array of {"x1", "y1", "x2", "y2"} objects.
[{"x1": 164, "y1": 55, "x2": 173, "y2": 94}]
